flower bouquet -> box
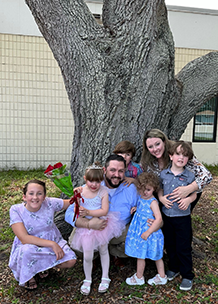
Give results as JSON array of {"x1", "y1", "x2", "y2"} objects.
[
  {"x1": 44, "y1": 162, "x2": 74, "y2": 197},
  {"x1": 44, "y1": 162, "x2": 83, "y2": 221}
]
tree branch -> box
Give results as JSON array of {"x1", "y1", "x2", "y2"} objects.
[{"x1": 168, "y1": 51, "x2": 218, "y2": 139}]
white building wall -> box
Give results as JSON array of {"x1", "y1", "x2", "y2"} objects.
[
  {"x1": 168, "y1": 6, "x2": 218, "y2": 50},
  {"x1": 0, "y1": 34, "x2": 74, "y2": 169}
]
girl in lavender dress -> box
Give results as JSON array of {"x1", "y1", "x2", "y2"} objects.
[
  {"x1": 9, "y1": 179, "x2": 76, "y2": 290},
  {"x1": 65, "y1": 162, "x2": 125, "y2": 296}
]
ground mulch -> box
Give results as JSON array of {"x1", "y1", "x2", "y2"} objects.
[{"x1": 0, "y1": 178, "x2": 218, "y2": 303}]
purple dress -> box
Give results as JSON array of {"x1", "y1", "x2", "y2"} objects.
[{"x1": 9, "y1": 197, "x2": 77, "y2": 286}]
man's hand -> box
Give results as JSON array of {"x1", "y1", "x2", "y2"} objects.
[
  {"x1": 130, "y1": 207, "x2": 136, "y2": 214},
  {"x1": 88, "y1": 217, "x2": 107, "y2": 231}
]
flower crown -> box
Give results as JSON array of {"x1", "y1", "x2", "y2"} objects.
[{"x1": 86, "y1": 163, "x2": 103, "y2": 170}]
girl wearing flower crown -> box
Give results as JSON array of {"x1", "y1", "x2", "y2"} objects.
[{"x1": 65, "y1": 162, "x2": 125, "y2": 296}]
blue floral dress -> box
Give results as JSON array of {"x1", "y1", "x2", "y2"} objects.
[
  {"x1": 9, "y1": 198, "x2": 77, "y2": 286},
  {"x1": 125, "y1": 197, "x2": 164, "y2": 261}
]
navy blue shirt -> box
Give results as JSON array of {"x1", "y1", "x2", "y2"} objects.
[{"x1": 160, "y1": 166, "x2": 195, "y2": 217}]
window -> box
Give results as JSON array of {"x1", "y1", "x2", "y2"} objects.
[{"x1": 193, "y1": 96, "x2": 218, "y2": 142}]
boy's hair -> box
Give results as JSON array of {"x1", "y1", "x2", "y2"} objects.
[
  {"x1": 169, "y1": 141, "x2": 194, "y2": 160},
  {"x1": 113, "y1": 140, "x2": 136, "y2": 157},
  {"x1": 105, "y1": 154, "x2": 126, "y2": 169},
  {"x1": 135, "y1": 172, "x2": 160, "y2": 193},
  {"x1": 84, "y1": 161, "x2": 104, "y2": 182},
  {"x1": 23, "y1": 179, "x2": 46, "y2": 195}
]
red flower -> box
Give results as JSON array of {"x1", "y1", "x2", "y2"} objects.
[
  {"x1": 53, "y1": 162, "x2": 63, "y2": 169},
  {"x1": 44, "y1": 164, "x2": 54, "y2": 174},
  {"x1": 44, "y1": 162, "x2": 63, "y2": 174}
]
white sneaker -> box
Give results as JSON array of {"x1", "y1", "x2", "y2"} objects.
[
  {"x1": 147, "y1": 274, "x2": 167, "y2": 285},
  {"x1": 126, "y1": 273, "x2": 145, "y2": 285}
]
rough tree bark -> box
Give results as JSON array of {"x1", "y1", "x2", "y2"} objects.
[{"x1": 25, "y1": 0, "x2": 218, "y2": 187}]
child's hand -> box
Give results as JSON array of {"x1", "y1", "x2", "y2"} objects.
[
  {"x1": 122, "y1": 177, "x2": 134, "y2": 187},
  {"x1": 51, "y1": 242, "x2": 65, "y2": 260},
  {"x1": 74, "y1": 186, "x2": 83, "y2": 193},
  {"x1": 160, "y1": 195, "x2": 173, "y2": 209},
  {"x1": 79, "y1": 206, "x2": 89, "y2": 217},
  {"x1": 130, "y1": 207, "x2": 136, "y2": 214},
  {"x1": 141, "y1": 231, "x2": 150, "y2": 240},
  {"x1": 178, "y1": 197, "x2": 191, "y2": 210}
]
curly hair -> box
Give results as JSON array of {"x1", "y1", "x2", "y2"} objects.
[{"x1": 135, "y1": 172, "x2": 160, "y2": 194}]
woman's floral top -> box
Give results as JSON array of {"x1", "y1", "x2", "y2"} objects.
[{"x1": 145, "y1": 156, "x2": 212, "y2": 193}]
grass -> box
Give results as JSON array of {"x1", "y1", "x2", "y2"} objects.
[
  {"x1": 204, "y1": 163, "x2": 218, "y2": 176},
  {"x1": 1, "y1": 167, "x2": 218, "y2": 303},
  {"x1": 0, "y1": 169, "x2": 61, "y2": 246}
]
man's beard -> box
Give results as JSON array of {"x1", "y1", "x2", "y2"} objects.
[{"x1": 105, "y1": 176, "x2": 123, "y2": 188}]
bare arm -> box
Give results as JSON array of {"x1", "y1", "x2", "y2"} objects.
[
  {"x1": 75, "y1": 216, "x2": 107, "y2": 230},
  {"x1": 79, "y1": 193, "x2": 109, "y2": 217},
  {"x1": 11, "y1": 222, "x2": 64, "y2": 260},
  {"x1": 141, "y1": 200, "x2": 162, "y2": 240},
  {"x1": 62, "y1": 199, "x2": 71, "y2": 210}
]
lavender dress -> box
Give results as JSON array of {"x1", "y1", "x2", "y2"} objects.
[{"x1": 9, "y1": 197, "x2": 76, "y2": 286}]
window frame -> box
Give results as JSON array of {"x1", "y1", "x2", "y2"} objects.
[{"x1": 193, "y1": 96, "x2": 218, "y2": 143}]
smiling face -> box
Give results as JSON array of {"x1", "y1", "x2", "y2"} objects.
[
  {"x1": 85, "y1": 179, "x2": 101, "y2": 193},
  {"x1": 146, "y1": 137, "x2": 165, "y2": 159},
  {"x1": 170, "y1": 145, "x2": 189, "y2": 169},
  {"x1": 104, "y1": 160, "x2": 125, "y2": 188},
  {"x1": 23, "y1": 183, "x2": 46, "y2": 212}
]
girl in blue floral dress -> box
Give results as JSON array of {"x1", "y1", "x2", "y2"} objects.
[{"x1": 125, "y1": 172, "x2": 167, "y2": 286}]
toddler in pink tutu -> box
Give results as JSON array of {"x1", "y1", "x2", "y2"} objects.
[{"x1": 65, "y1": 162, "x2": 125, "y2": 295}]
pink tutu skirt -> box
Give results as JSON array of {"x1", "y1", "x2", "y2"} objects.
[{"x1": 70, "y1": 212, "x2": 125, "y2": 252}]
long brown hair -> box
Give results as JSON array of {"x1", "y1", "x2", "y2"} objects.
[{"x1": 141, "y1": 129, "x2": 171, "y2": 171}]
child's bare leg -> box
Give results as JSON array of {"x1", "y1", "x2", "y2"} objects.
[
  {"x1": 155, "y1": 258, "x2": 165, "y2": 278},
  {"x1": 57, "y1": 259, "x2": 76, "y2": 269},
  {"x1": 137, "y1": 258, "x2": 145, "y2": 278}
]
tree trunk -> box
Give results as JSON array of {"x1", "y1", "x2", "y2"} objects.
[{"x1": 25, "y1": 0, "x2": 218, "y2": 186}]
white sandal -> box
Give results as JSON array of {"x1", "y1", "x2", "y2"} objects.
[
  {"x1": 80, "y1": 279, "x2": 92, "y2": 296},
  {"x1": 98, "y1": 277, "x2": 111, "y2": 293}
]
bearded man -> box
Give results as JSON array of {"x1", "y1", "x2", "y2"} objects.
[{"x1": 66, "y1": 154, "x2": 138, "y2": 258}]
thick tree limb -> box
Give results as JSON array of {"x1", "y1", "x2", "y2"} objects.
[{"x1": 168, "y1": 52, "x2": 218, "y2": 139}]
